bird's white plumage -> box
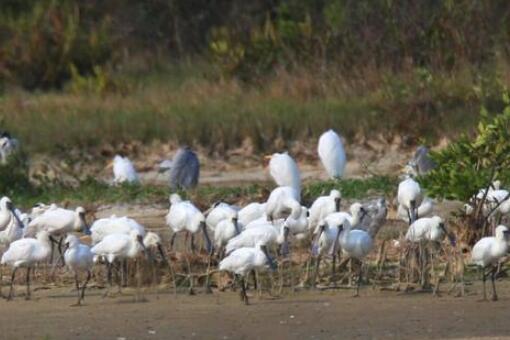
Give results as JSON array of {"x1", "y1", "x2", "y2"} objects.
[
  {"x1": 214, "y1": 217, "x2": 240, "y2": 249},
  {"x1": 219, "y1": 244, "x2": 272, "y2": 277},
  {"x1": 90, "y1": 215, "x2": 145, "y2": 245},
  {"x1": 268, "y1": 152, "x2": 301, "y2": 197},
  {"x1": 91, "y1": 230, "x2": 144, "y2": 263},
  {"x1": 166, "y1": 194, "x2": 205, "y2": 234},
  {"x1": 64, "y1": 234, "x2": 93, "y2": 272},
  {"x1": 238, "y1": 202, "x2": 266, "y2": 228},
  {"x1": 317, "y1": 130, "x2": 346, "y2": 179},
  {"x1": 206, "y1": 203, "x2": 238, "y2": 231},
  {"x1": 397, "y1": 177, "x2": 423, "y2": 223},
  {"x1": 308, "y1": 189, "x2": 341, "y2": 232},
  {"x1": 1, "y1": 231, "x2": 52, "y2": 268},
  {"x1": 112, "y1": 155, "x2": 139, "y2": 184},
  {"x1": 265, "y1": 186, "x2": 301, "y2": 221},
  {"x1": 405, "y1": 216, "x2": 446, "y2": 243},
  {"x1": 472, "y1": 225, "x2": 509, "y2": 267},
  {"x1": 397, "y1": 197, "x2": 434, "y2": 222},
  {"x1": 226, "y1": 223, "x2": 281, "y2": 254},
  {"x1": 25, "y1": 206, "x2": 88, "y2": 237},
  {"x1": 0, "y1": 212, "x2": 23, "y2": 246}
]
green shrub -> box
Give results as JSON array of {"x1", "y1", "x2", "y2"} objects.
[{"x1": 0, "y1": 149, "x2": 31, "y2": 197}]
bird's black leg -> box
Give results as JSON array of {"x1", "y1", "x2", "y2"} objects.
[
  {"x1": 25, "y1": 267, "x2": 31, "y2": 300},
  {"x1": 190, "y1": 234, "x2": 196, "y2": 254},
  {"x1": 81, "y1": 270, "x2": 91, "y2": 302},
  {"x1": 251, "y1": 270, "x2": 257, "y2": 290},
  {"x1": 482, "y1": 267, "x2": 488, "y2": 301},
  {"x1": 7, "y1": 267, "x2": 17, "y2": 301},
  {"x1": 57, "y1": 237, "x2": 65, "y2": 266},
  {"x1": 74, "y1": 273, "x2": 81, "y2": 306},
  {"x1": 491, "y1": 267, "x2": 498, "y2": 301},
  {"x1": 312, "y1": 255, "x2": 322, "y2": 288},
  {"x1": 240, "y1": 276, "x2": 249, "y2": 305},
  {"x1": 170, "y1": 233, "x2": 177, "y2": 252}
]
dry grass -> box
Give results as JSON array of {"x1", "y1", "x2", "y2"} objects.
[{"x1": 0, "y1": 61, "x2": 506, "y2": 154}]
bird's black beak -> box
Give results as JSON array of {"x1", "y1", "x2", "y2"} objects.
[
  {"x1": 409, "y1": 200, "x2": 417, "y2": 225},
  {"x1": 261, "y1": 245, "x2": 277, "y2": 271},
  {"x1": 332, "y1": 224, "x2": 344, "y2": 255},
  {"x1": 80, "y1": 213, "x2": 91, "y2": 235},
  {"x1": 312, "y1": 224, "x2": 326, "y2": 256},
  {"x1": 440, "y1": 223, "x2": 456, "y2": 246},
  {"x1": 63, "y1": 242, "x2": 70, "y2": 253},
  {"x1": 157, "y1": 243, "x2": 168, "y2": 263},
  {"x1": 335, "y1": 198, "x2": 341, "y2": 212},
  {"x1": 137, "y1": 235, "x2": 148, "y2": 259},
  {"x1": 201, "y1": 221, "x2": 213, "y2": 254},
  {"x1": 360, "y1": 207, "x2": 368, "y2": 221},
  {"x1": 7, "y1": 202, "x2": 24, "y2": 229},
  {"x1": 233, "y1": 217, "x2": 240, "y2": 235}
]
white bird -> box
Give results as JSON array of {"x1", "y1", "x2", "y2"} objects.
[
  {"x1": 318, "y1": 129, "x2": 347, "y2": 179},
  {"x1": 397, "y1": 177, "x2": 423, "y2": 224},
  {"x1": 214, "y1": 211, "x2": 241, "y2": 255},
  {"x1": 405, "y1": 216, "x2": 454, "y2": 244},
  {"x1": 284, "y1": 206, "x2": 309, "y2": 239},
  {"x1": 219, "y1": 243, "x2": 276, "y2": 304},
  {"x1": 91, "y1": 230, "x2": 146, "y2": 294},
  {"x1": 266, "y1": 152, "x2": 301, "y2": 197},
  {"x1": 265, "y1": 186, "x2": 301, "y2": 221},
  {"x1": 26, "y1": 206, "x2": 90, "y2": 237},
  {"x1": 0, "y1": 211, "x2": 23, "y2": 246},
  {"x1": 110, "y1": 155, "x2": 139, "y2": 185},
  {"x1": 0, "y1": 197, "x2": 23, "y2": 231},
  {"x1": 308, "y1": 189, "x2": 342, "y2": 232},
  {"x1": 64, "y1": 234, "x2": 94, "y2": 305},
  {"x1": 90, "y1": 215, "x2": 145, "y2": 245},
  {"x1": 397, "y1": 197, "x2": 434, "y2": 223},
  {"x1": 226, "y1": 222, "x2": 284, "y2": 255},
  {"x1": 472, "y1": 225, "x2": 510, "y2": 301},
  {"x1": 30, "y1": 203, "x2": 58, "y2": 219},
  {"x1": 238, "y1": 202, "x2": 266, "y2": 229},
  {"x1": 143, "y1": 231, "x2": 167, "y2": 261},
  {"x1": 165, "y1": 193, "x2": 211, "y2": 253},
  {"x1": 0, "y1": 132, "x2": 18, "y2": 164},
  {"x1": 25, "y1": 206, "x2": 90, "y2": 263},
  {"x1": 1, "y1": 230, "x2": 52, "y2": 300},
  {"x1": 206, "y1": 202, "x2": 239, "y2": 231}
]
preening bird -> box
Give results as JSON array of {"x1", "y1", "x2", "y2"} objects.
[
  {"x1": 90, "y1": 215, "x2": 145, "y2": 245},
  {"x1": 397, "y1": 177, "x2": 423, "y2": 225},
  {"x1": 205, "y1": 202, "x2": 239, "y2": 231},
  {"x1": 1, "y1": 230, "x2": 52, "y2": 300},
  {"x1": 405, "y1": 216, "x2": 454, "y2": 244},
  {"x1": 226, "y1": 222, "x2": 284, "y2": 255},
  {"x1": 168, "y1": 147, "x2": 200, "y2": 190},
  {"x1": 472, "y1": 225, "x2": 510, "y2": 301},
  {"x1": 165, "y1": 193, "x2": 211, "y2": 253},
  {"x1": 318, "y1": 129, "x2": 347, "y2": 179},
  {"x1": 238, "y1": 202, "x2": 266, "y2": 229},
  {"x1": 219, "y1": 243, "x2": 276, "y2": 304},
  {"x1": 308, "y1": 189, "x2": 342, "y2": 232},
  {"x1": 265, "y1": 186, "x2": 301, "y2": 221},
  {"x1": 109, "y1": 155, "x2": 139, "y2": 185},
  {"x1": 64, "y1": 234, "x2": 94, "y2": 306},
  {"x1": 266, "y1": 152, "x2": 301, "y2": 197}
]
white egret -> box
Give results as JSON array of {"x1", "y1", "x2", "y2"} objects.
[
  {"x1": 219, "y1": 243, "x2": 276, "y2": 304},
  {"x1": 214, "y1": 211, "x2": 241, "y2": 257},
  {"x1": 266, "y1": 152, "x2": 301, "y2": 197},
  {"x1": 165, "y1": 194, "x2": 211, "y2": 253},
  {"x1": 0, "y1": 197, "x2": 23, "y2": 232},
  {"x1": 472, "y1": 225, "x2": 510, "y2": 301},
  {"x1": 405, "y1": 216, "x2": 454, "y2": 244},
  {"x1": 90, "y1": 215, "x2": 145, "y2": 245},
  {"x1": 226, "y1": 222, "x2": 284, "y2": 255},
  {"x1": 318, "y1": 129, "x2": 346, "y2": 179},
  {"x1": 63, "y1": 234, "x2": 94, "y2": 306},
  {"x1": 1, "y1": 231, "x2": 52, "y2": 300},
  {"x1": 109, "y1": 155, "x2": 139, "y2": 185}
]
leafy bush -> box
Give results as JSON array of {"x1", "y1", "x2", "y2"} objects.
[
  {"x1": 0, "y1": 149, "x2": 31, "y2": 197},
  {"x1": 420, "y1": 100, "x2": 510, "y2": 243}
]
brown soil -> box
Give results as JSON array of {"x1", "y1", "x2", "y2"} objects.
[{"x1": 1, "y1": 282, "x2": 509, "y2": 340}]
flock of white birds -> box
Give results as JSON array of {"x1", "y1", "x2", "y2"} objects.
[{"x1": 0, "y1": 129, "x2": 509, "y2": 305}]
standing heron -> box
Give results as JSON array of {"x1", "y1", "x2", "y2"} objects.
[{"x1": 167, "y1": 147, "x2": 200, "y2": 190}]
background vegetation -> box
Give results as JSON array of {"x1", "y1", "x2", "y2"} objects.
[{"x1": 1, "y1": 1, "x2": 510, "y2": 154}]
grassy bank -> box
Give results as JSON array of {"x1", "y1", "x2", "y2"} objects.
[
  {"x1": 1, "y1": 61, "x2": 507, "y2": 155},
  {"x1": 10, "y1": 176, "x2": 397, "y2": 210}
]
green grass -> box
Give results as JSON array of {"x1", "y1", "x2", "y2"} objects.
[
  {"x1": 10, "y1": 176, "x2": 397, "y2": 210},
  {"x1": 0, "y1": 61, "x2": 506, "y2": 155}
]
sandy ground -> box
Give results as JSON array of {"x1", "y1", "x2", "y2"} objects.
[{"x1": 1, "y1": 282, "x2": 510, "y2": 340}]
